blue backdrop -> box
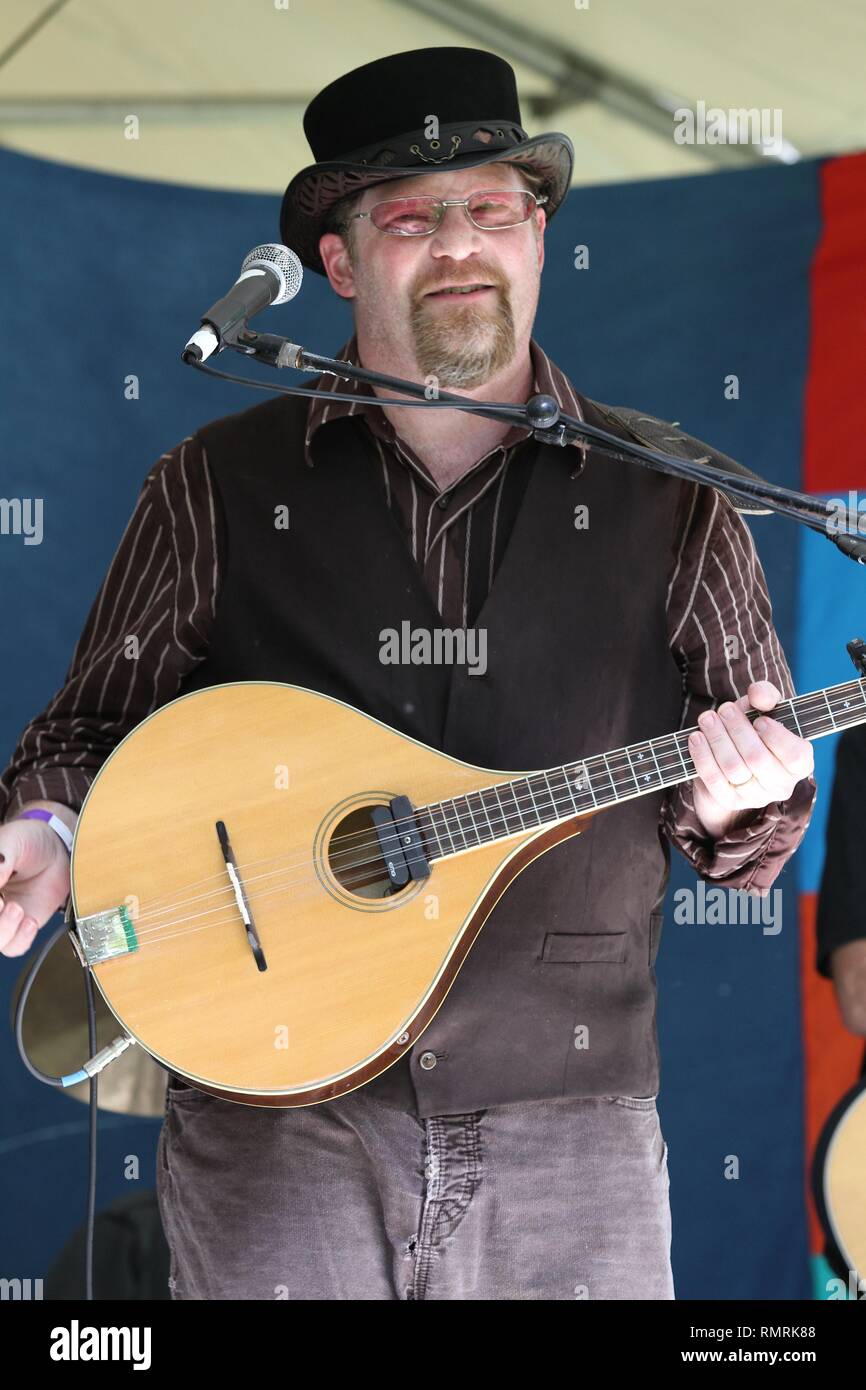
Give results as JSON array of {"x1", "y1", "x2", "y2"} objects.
[{"x1": 0, "y1": 145, "x2": 823, "y2": 1299}]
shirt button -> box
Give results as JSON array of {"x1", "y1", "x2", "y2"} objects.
[
  {"x1": 419, "y1": 1051, "x2": 438, "y2": 1070},
  {"x1": 437, "y1": 493, "x2": 450, "y2": 509}
]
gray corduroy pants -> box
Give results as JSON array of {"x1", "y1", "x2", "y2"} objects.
[{"x1": 156, "y1": 1081, "x2": 673, "y2": 1301}]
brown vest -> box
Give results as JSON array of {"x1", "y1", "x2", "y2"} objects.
[{"x1": 175, "y1": 390, "x2": 693, "y2": 1115}]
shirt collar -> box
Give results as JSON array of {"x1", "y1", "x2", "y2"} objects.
[{"x1": 303, "y1": 333, "x2": 587, "y2": 469}]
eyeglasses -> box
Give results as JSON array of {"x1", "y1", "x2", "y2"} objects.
[{"x1": 348, "y1": 188, "x2": 548, "y2": 237}]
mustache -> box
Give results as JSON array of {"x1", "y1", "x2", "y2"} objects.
[{"x1": 414, "y1": 270, "x2": 505, "y2": 299}]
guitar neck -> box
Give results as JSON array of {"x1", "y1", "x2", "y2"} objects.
[{"x1": 418, "y1": 675, "x2": 864, "y2": 859}]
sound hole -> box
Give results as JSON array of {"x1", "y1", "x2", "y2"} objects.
[{"x1": 328, "y1": 805, "x2": 404, "y2": 900}]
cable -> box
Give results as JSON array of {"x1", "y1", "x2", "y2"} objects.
[
  {"x1": 14, "y1": 923, "x2": 72, "y2": 1088},
  {"x1": 187, "y1": 355, "x2": 528, "y2": 417},
  {"x1": 14, "y1": 921, "x2": 135, "y2": 1301},
  {"x1": 84, "y1": 964, "x2": 98, "y2": 1301},
  {"x1": 186, "y1": 356, "x2": 850, "y2": 541}
]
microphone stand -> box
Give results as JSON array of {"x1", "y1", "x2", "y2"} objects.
[{"x1": 182, "y1": 323, "x2": 866, "y2": 565}]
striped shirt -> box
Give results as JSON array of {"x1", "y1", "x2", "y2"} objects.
[{"x1": 0, "y1": 336, "x2": 816, "y2": 892}]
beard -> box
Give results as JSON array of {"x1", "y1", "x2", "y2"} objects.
[{"x1": 408, "y1": 281, "x2": 517, "y2": 389}]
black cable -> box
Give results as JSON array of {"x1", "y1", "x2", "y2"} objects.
[
  {"x1": 14, "y1": 922, "x2": 69, "y2": 1087},
  {"x1": 186, "y1": 356, "x2": 528, "y2": 417},
  {"x1": 187, "y1": 356, "x2": 844, "y2": 537},
  {"x1": 84, "y1": 966, "x2": 98, "y2": 1302},
  {"x1": 14, "y1": 919, "x2": 100, "y2": 1300}
]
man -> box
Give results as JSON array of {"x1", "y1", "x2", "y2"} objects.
[
  {"x1": 816, "y1": 726, "x2": 866, "y2": 1037},
  {"x1": 814, "y1": 724, "x2": 866, "y2": 1283},
  {"x1": 0, "y1": 47, "x2": 816, "y2": 1300}
]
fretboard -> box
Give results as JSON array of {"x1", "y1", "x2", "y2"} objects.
[{"x1": 416, "y1": 675, "x2": 865, "y2": 859}]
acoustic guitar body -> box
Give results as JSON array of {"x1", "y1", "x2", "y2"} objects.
[
  {"x1": 70, "y1": 682, "x2": 590, "y2": 1107},
  {"x1": 814, "y1": 1079, "x2": 866, "y2": 1288}
]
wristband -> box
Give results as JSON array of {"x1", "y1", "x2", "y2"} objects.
[{"x1": 15, "y1": 808, "x2": 74, "y2": 855}]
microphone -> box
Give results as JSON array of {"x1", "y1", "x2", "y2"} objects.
[{"x1": 183, "y1": 243, "x2": 303, "y2": 363}]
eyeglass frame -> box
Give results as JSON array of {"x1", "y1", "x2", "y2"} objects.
[{"x1": 346, "y1": 187, "x2": 549, "y2": 236}]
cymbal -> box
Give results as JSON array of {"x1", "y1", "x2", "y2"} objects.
[{"x1": 11, "y1": 929, "x2": 167, "y2": 1117}]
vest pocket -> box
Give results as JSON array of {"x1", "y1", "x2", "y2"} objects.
[
  {"x1": 541, "y1": 931, "x2": 626, "y2": 963},
  {"x1": 605, "y1": 1094, "x2": 658, "y2": 1110}
]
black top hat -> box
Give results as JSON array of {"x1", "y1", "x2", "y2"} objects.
[{"x1": 280, "y1": 46, "x2": 574, "y2": 277}]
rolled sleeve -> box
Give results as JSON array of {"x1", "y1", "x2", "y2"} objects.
[
  {"x1": 661, "y1": 771, "x2": 816, "y2": 896},
  {"x1": 661, "y1": 482, "x2": 818, "y2": 894}
]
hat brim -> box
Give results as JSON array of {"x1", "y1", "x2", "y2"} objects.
[{"x1": 280, "y1": 132, "x2": 574, "y2": 277}]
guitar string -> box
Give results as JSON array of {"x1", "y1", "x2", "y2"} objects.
[
  {"x1": 118, "y1": 690, "x2": 850, "y2": 939},
  {"x1": 115, "y1": 696, "x2": 850, "y2": 950},
  {"x1": 118, "y1": 685, "x2": 853, "y2": 933},
  {"x1": 126, "y1": 681, "x2": 850, "y2": 922},
  {"x1": 128, "y1": 678, "x2": 856, "y2": 928},
  {"x1": 123, "y1": 726, "x2": 770, "y2": 937}
]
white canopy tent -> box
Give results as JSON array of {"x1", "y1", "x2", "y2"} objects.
[{"x1": 0, "y1": 0, "x2": 863, "y2": 195}]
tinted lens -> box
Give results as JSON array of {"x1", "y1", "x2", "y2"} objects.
[
  {"x1": 467, "y1": 190, "x2": 533, "y2": 227},
  {"x1": 371, "y1": 197, "x2": 441, "y2": 234}
]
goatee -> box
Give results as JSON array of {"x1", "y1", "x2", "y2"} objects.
[{"x1": 409, "y1": 287, "x2": 517, "y2": 389}]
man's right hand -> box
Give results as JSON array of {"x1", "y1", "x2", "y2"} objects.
[{"x1": 0, "y1": 807, "x2": 76, "y2": 957}]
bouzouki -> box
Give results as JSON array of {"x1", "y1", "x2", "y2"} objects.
[
  {"x1": 66, "y1": 639, "x2": 866, "y2": 1108},
  {"x1": 812, "y1": 1071, "x2": 866, "y2": 1290}
]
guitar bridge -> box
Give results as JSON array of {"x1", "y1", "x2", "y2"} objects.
[{"x1": 71, "y1": 904, "x2": 139, "y2": 966}]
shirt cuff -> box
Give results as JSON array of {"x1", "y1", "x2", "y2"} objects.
[
  {"x1": 0, "y1": 772, "x2": 92, "y2": 823},
  {"x1": 660, "y1": 774, "x2": 817, "y2": 896}
]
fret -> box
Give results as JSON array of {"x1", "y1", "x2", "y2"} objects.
[
  {"x1": 626, "y1": 742, "x2": 661, "y2": 791},
  {"x1": 648, "y1": 739, "x2": 665, "y2": 786},
  {"x1": 492, "y1": 784, "x2": 516, "y2": 837},
  {"x1": 508, "y1": 780, "x2": 529, "y2": 831},
  {"x1": 428, "y1": 802, "x2": 454, "y2": 856},
  {"x1": 558, "y1": 764, "x2": 581, "y2": 816},
  {"x1": 508, "y1": 783, "x2": 528, "y2": 822},
  {"x1": 671, "y1": 732, "x2": 690, "y2": 780},
  {"x1": 787, "y1": 699, "x2": 803, "y2": 738},
  {"x1": 600, "y1": 752, "x2": 619, "y2": 802},
  {"x1": 834, "y1": 684, "x2": 866, "y2": 726},
  {"x1": 473, "y1": 790, "x2": 496, "y2": 843},
  {"x1": 621, "y1": 747, "x2": 641, "y2": 794},
  {"x1": 418, "y1": 807, "x2": 443, "y2": 861},
  {"x1": 522, "y1": 777, "x2": 544, "y2": 826},
  {"x1": 568, "y1": 760, "x2": 597, "y2": 810},
  {"x1": 461, "y1": 794, "x2": 482, "y2": 847},
  {"x1": 442, "y1": 798, "x2": 469, "y2": 851},
  {"x1": 461, "y1": 789, "x2": 480, "y2": 839},
  {"x1": 821, "y1": 690, "x2": 837, "y2": 730},
  {"x1": 540, "y1": 770, "x2": 561, "y2": 820}
]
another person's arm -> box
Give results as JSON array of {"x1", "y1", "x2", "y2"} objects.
[{"x1": 816, "y1": 727, "x2": 866, "y2": 1034}]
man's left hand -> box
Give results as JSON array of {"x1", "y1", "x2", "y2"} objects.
[{"x1": 688, "y1": 680, "x2": 814, "y2": 838}]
